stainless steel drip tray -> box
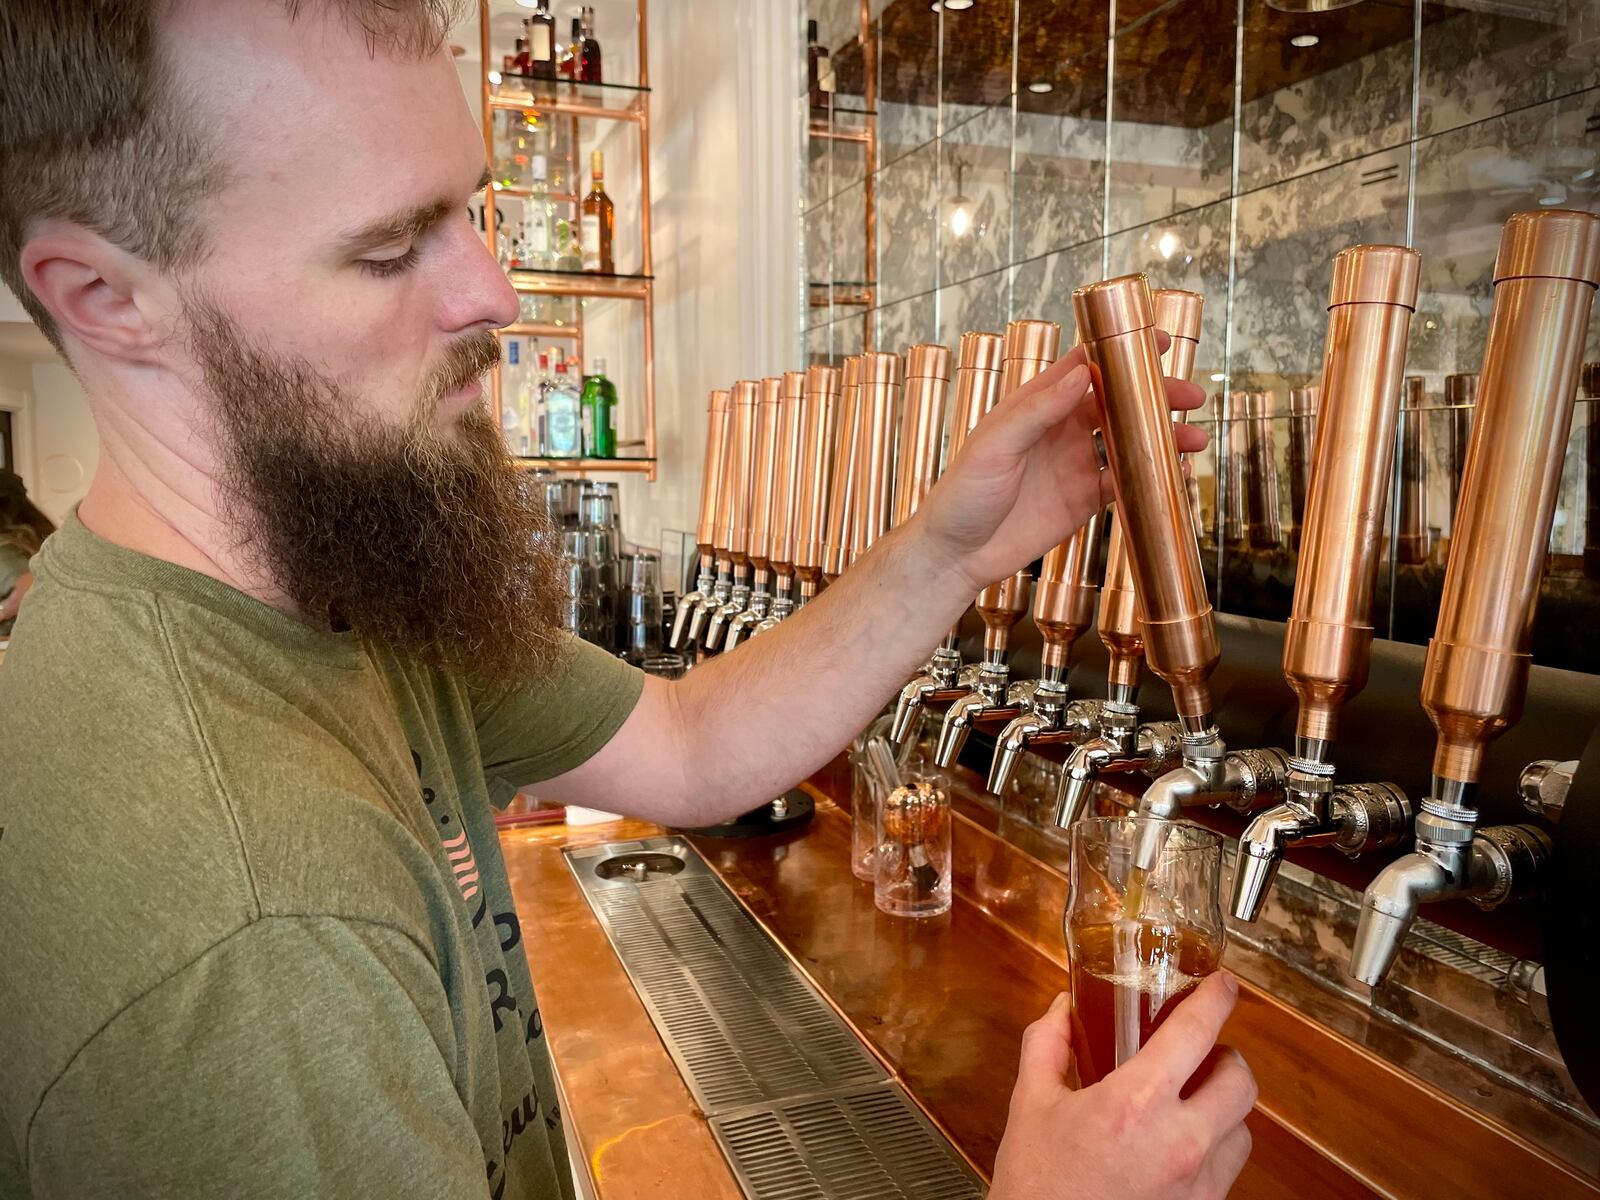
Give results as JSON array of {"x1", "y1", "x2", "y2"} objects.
[{"x1": 565, "y1": 837, "x2": 983, "y2": 1200}]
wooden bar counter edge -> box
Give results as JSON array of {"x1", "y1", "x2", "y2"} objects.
[{"x1": 500, "y1": 765, "x2": 1598, "y2": 1200}]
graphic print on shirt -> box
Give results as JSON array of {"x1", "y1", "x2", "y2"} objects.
[{"x1": 410, "y1": 747, "x2": 559, "y2": 1197}]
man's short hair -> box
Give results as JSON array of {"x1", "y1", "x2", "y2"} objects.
[{"x1": 0, "y1": 1, "x2": 461, "y2": 355}]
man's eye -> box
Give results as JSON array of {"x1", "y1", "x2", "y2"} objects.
[{"x1": 359, "y1": 245, "x2": 419, "y2": 277}]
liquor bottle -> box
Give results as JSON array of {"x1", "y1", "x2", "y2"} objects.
[
  {"x1": 534, "y1": 350, "x2": 554, "y2": 455},
  {"x1": 522, "y1": 154, "x2": 556, "y2": 269},
  {"x1": 513, "y1": 35, "x2": 530, "y2": 76},
  {"x1": 545, "y1": 360, "x2": 582, "y2": 457},
  {"x1": 526, "y1": 3, "x2": 557, "y2": 81},
  {"x1": 580, "y1": 150, "x2": 615, "y2": 274},
  {"x1": 560, "y1": 17, "x2": 581, "y2": 79},
  {"x1": 581, "y1": 359, "x2": 618, "y2": 458},
  {"x1": 578, "y1": 6, "x2": 602, "y2": 83},
  {"x1": 807, "y1": 21, "x2": 831, "y2": 109},
  {"x1": 502, "y1": 340, "x2": 527, "y2": 455}
]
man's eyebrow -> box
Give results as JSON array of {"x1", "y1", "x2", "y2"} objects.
[{"x1": 336, "y1": 168, "x2": 494, "y2": 254}]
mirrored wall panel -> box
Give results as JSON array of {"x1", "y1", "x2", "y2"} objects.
[{"x1": 801, "y1": 0, "x2": 1599, "y2": 668}]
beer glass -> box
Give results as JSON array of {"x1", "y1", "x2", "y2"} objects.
[
  {"x1": 1064, "y1": 817, "x2": 1225, "y2": 1086},
  {"x1": 874, "y1": 763, "x2": 952, "y2": 919}
]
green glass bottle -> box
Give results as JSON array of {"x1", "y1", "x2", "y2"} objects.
[{"x1": 580, "y1": 358, "x2": 617, "y2": 458}]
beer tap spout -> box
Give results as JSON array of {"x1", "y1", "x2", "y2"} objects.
[{"x1": 987, "y1": 690, "x2": 1100, "y2": 797}]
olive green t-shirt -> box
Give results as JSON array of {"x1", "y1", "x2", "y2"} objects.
[{"x1": 0, "y1": 517, "x2": 644, "y2": 1199}]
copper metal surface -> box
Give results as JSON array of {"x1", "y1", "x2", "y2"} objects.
[
  {"x1": 1283, "y1": 245, "x2": 1419, "y2": 749},
  {"x1": 747, "y1": 378, "x2": 784, "y2": 569},
  {"x1": 794, "y1": 365, "x2": 842, "y2": 580},
  {"x1": 698, "y1": 389, "x2": 733, "y2": 551},
  {"x1": 1097, "y1": 293, "x2": 1206, "y2": 689},
  {"x1": 894, "y1": 344, "x2": 953, "y2": 526},
  {"x1": 950, "y1": 331, "x2": 1006, "y2": 464},
  {"x1": 822, "y1": 357, "x2": 864, "y2": 578},
  {"x1": 769, "y1": 372, "x2": 807, "y2": 571},
  {"x1": 499, "y1": 818, "x2": 745, "y2": 1200},
  {"x1": 1444, "y1": 373, "x2": 1477, "y2": 530},
  {"x1": 1035, "y1": 512, "x2": 1104, "y2": 672},
  {"x1": 1423, "y1": 210, "x2": 1600, "y2": 786},
  {"x1": 1224, "y1": 392, "x2": 1248, "y2": 546},
  {"x1": 852, "y1": 351, "x2": 903, "y2": 558},
  {"x1": 1075, "y1": 275, "x2": 1219, "y2": 723},
  {"x1": 1397, "y1": 376, "x2": 1430, "y2": 565},
  {"x1": 720, "y1": 380, "x2": 760, "y2": 560},
  {"x1": 974, "y1": 321, "x2": 1061, "y2": 650},
  {"x1": 1288, "y1": 386, "x2": 1320, "y2": 548},
  {"x1": 1246, "y1": 391, "x2": 1284, "y2": 550}
]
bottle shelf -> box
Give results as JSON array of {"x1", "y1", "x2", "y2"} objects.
[
  {"x1": 515, "y1": 455, "x2": 657, "y2": 474},
  {"x1": 508, "y1": 267, "x2": 653, "y2": 300},
  {"x1": 489, "y1": 75, "x2": 650, "y2": 123},
  {"x1": 808, "y1": 281, "x2": 876, "y2": 307},
  {"x1": 497, "y1": 322, "x2": 581, "y2": 340}
]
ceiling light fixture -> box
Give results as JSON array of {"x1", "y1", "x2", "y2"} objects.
[
  {"x1": 1027, "y1": 81, "x2": 1053, "y2": 94},
  {"x1": 1210, "y1": 373, "x2": 1227, "y2": 383},
  {"x1": 943, "y1": 155, "x2": 978, "y2": 241},
  {"x1": 1156, "y1": 230, "x2": 1181, "y2": 261},
  {"x1": 1539, "y1": 190, "x2": 1566, "y2": 206},
  {"x1": 944, "y1": 0, "x2": 975, "y2": 9},
  {"x1": 1290, "y1": 34, "x2": 1319, "y2": 47}
]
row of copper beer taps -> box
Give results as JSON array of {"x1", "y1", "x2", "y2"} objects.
[{"x1": 672, "y1": 207, "x2": 1599, "y2": 989}]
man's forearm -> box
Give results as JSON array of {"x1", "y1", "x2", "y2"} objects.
[{"x1": 672, "y1": 519, "x2": 973, "y2": 821}]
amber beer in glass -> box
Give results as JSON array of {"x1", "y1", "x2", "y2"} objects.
[{"x1": 1065, "y1": 817, "x2": 1226, "y2": 1086}]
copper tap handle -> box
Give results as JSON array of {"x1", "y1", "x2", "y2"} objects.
[
  {"x1": 949, "y1": 332, "x2": 1005, "y2": 462},
  {"x1": 768, "y1": 371, "x2": 807, "y2": 570},
  {"x1": 822, "y1": 356, "x2": 864, "y2": 577},
  {"x1": 746, "y1": 378, "x2": 784, "y2": 569},
  {"x1": 976, "y1": 321, "x2": 1060, "y2": 636},
  {"x1": 719, "y1": 380, "x2": 760, "y2": 560},
  {"x1": 1098, "y1": 290, "x2": 1207, "y2": 687},
  {"x1": 697, "y1": 389, "x2": 732, "y2": 551},
  {"x1": 1283, "y1": 244, "x2": 1419, "y2": 751},
  {"x1": 793, "y1": 365, "x2": 842, "y2": 576},
  {"x1": 852, "y1": 351, "x2": 903, "y2": 560},
  {"x1": 1075, "y1": 274, "x2": 1218, "y2": 726},
  {"x1": 1423, "y1": 210, "x2": 1600, "y2": 790},
  {"x1": 894, "y1": 344, "x2": 953, "y2": 527}
]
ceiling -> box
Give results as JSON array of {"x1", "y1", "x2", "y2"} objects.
[{"x1": 821, "y1": 0, "x2": 1531, "y2": 128}]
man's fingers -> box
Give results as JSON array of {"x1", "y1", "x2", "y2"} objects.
[
  {"x1": 1125, "y1": 971, "x2": 1239, "y2": 1095},
  {"x1": 1202, "y1": 1119, "x2": 1254, "y2": 1196},
  {"x1": 1174, "y1": 423, "x2": 1209, "y2": 454},
  {"x1": 1013, "y1": 991, "x2": 1074, "y2": 1103},
  {"x1": 1165, "y1": 378, "x2": 1206, "y2": 411},
  {"x1": 981, "y1": 362, "x2": 1094, "y2": 457},
  {"x1": 1182, "y1": 1046, "x2": 1258, "y2": 1134}
]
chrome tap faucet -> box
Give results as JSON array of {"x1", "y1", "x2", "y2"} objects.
[
  {"x1": 1350, "y1": 210, "x2": 1599, "y2": 987},
  {"x1": 1230, "y1": 244, "x2": 1423, "y2": 920},
  {"x1": 670, "y1": 388, "x2": 732, "y2": 651}
]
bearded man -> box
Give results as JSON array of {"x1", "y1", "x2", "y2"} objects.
[{"x1": 0, "y1": 3, "x2": 1256, "y2": 1198}]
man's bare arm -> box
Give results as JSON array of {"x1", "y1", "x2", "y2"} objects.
[{"x1": 536, "y1": 345, "x2": 1205, "y2": 825}]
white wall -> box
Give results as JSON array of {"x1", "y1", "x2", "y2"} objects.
[
  {"x1": 25, "y1": 362, "x2": 97, "y2": 525},
  {"x1": 615, "y1": 0, "x2": 800, "y2": 572}
]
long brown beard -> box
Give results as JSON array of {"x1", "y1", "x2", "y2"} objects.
[{"x1": 188, "y1": 303, "x2": 564, "y2": 690}]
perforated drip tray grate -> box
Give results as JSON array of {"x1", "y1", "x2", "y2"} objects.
[{"x1": 565, "y1": 837, "x2": 984, "y2": 1200}]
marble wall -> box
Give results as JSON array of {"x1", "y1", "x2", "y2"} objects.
[{"x1": 803, "y1": 0, "x2": 1600, "y2": 663}]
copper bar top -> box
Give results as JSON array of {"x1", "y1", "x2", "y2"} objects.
[{"x1": 503, "y1": 787, "x2": 1595, "y2": 1200}]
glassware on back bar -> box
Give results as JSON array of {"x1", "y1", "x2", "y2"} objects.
[{"x1": 1065, "y1": 817, "x2": 1225, "y2": 1086}]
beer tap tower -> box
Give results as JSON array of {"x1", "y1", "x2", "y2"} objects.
[
  {"x1": 704, "y1": 380, "x2": 760, "y2": 651},
  {"x1": 891, "y1": 333, "x2": 1006, "y2": 744},
  {"x1": 1022, "y1": 290, "x2": 1204, "y2": 809},
  {"x1": 1225, "y1": 244, "x2": 1425, "y2": 920},
  {"x1": 752, "y1": 371, "x2": 808, "y2": 635},
  {"x1": 849, "y1": 352, "x2": 904, "y2": 566},
  {"x1": 1349, "y1": 210, "x2": 1600, "y2": 987},
  {"x1": 933, "y1": 320, "x2": 1061, "y2": 769},
  {"x1": 670, "y1": 388, "x2": 732, "y2": 650},
  {"x1": 724, "y1": 378, "x2": 786, "y2": 650},
  {"x1": 822, "y1": 357, "x2": 865, "y2": 586},
  {"x1": 792, "y1": 365, "x2": 844, "y2": 608},
  {"x1": 893, "y1": 345, "x2": 953, "y2": 529}
]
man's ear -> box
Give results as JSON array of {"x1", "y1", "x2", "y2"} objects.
[{"x1": 19, "y1": 222, "x2": 180, "y2": 364}]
